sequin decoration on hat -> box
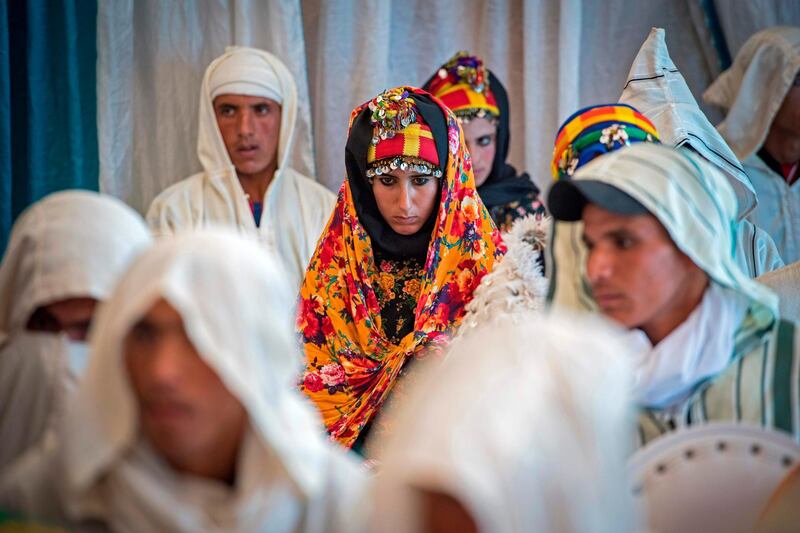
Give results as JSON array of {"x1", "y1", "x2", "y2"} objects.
[
  {"x1": 551, "y1": 103, "x2": 660, "y2": 181},
  {"x1": 426, "y1": 51, "x2": 500, "y2": 123},
  {"x1": 366, "y1": 87, "x2": 443, "y2": 180}
]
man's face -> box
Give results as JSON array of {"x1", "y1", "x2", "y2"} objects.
[
  {"x1": 581, "y1": 203, "x2": 707, "y2": 342},
  {"x1": 125, "y1": 299, "x2": 246, "y2": 479},
  {"x1": 213, "y1": 94, "x2": 282, "y2": 179},
  {"x1": 769, "y1": 74, "x2": 800, "y2": 164}
]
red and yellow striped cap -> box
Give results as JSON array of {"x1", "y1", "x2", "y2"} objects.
[
  {"x1": 427, "y1": 52, "x2": 500, "y2": 120},
  {"x1": 367, "y1": 122, "x2": 439, "y2": 166},
  {"x1": 366, "y1": 88, "x2": 441, "y2": 178}
]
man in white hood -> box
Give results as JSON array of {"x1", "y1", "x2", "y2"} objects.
[
  {"x1": 147, "y1": 47, "x2": 335, "y2": 289},
  {"x1": 0, "y1": 190, "x2": 151, "y2": 471},
  {"x1": 0, "y1": 230, "x2": 366, "y2": 532},
  {"x1": 704, "y1": 27, "x2": 800, "y2": 264},
  {"x1": 548, "y1": 144, "x2": 800, "y2": 445}
]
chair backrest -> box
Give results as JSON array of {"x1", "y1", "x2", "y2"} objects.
[{"x1": 629, "y1": 423, "x2": 800, "y2": 533}]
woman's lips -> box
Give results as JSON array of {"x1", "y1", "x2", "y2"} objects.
[{"x1": 392, "y1": 216, "x2": 418, "y2": 225}]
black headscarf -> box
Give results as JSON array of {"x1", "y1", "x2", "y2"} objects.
[
  {"x1": 423, "y1": 69, "x2": 540, "y2": 209},
  {"x1": 345, "y1": 90, "x2": 449, "y2": 259}
]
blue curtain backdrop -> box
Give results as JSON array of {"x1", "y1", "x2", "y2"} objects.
[{"x1": 0, "y1": 0, "x2": 98, "y2": 253}]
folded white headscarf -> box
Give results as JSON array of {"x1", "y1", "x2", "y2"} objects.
[
  {"x1": 208, "y1": 45, "x2": 284, "y2": 105},
  {"x1": 371, "y1": 310, "x2": 637, "y2": 533}
]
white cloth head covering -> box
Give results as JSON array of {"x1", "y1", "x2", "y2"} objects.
[
  {"x1": 0, "y1": 190, "x2": 152, "y2": 345},
  {"x1": 703, "y1": 26, "x2": 800, "y2": 161},
  {"x1": 0, "y1": 333, "x2": 76, "y2": 470},
  {"x1": 208, "y1": 46, "x2": 283, "y2": 104},
  {"x1": 370, "y1": 310, "x2": 637, "y2": 533},
  {"x1": 549, "y1": 143, "x2": 779, "y2": 321},
  {"x1": 620, "y1": 27, "x2": 757, "y2": 219},
  {"x1": 198, "y1": 46, "x2": 297, "y2": 183},
  {"x1": 52, "y1": 229, "x2": 363, "y2": 532}
]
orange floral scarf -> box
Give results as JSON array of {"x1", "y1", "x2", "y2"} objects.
[{"x1": 298, "y1": 87, "x2": 504, "y2": 447}]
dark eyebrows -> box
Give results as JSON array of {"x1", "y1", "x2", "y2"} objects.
[{"x1": 582, "y1": 227, "x2": 636, "y2": 245}]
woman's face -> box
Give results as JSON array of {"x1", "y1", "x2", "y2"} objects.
[
  {"x1": 371, "y1": 168, "x2": 440, "y2": 235},
  {"x1": 461, "y1": 117, "x2": 497, "y2": 187}
]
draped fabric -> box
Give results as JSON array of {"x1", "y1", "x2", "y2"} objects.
[
  {"x1": 0, "y1": 0, "x2": 98, "y2": 253},
  {"x1": 1, "y1": 1, "x2": 796, "y2": 248},
  {"x1": 371, "y1": 310, "x2": 636, "y2": 533},
  {"x1": 298, "y1": 87, "x2": 503, "y2": 448},
  {"x1": 93, "y1": 0, "x2": 741, "y2": 213}
]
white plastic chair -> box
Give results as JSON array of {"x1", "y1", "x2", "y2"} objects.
[{"x1": 629, "y1": 423, "x2": 800, "y2": 533}]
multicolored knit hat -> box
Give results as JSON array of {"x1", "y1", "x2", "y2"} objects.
[
  {"x1": 365, "y1": 87, "x2": 442, "y2": 180},
  {"x1": 551, "y1": 103, "x2": 659, "y2": 180},
  {"x1": 426, "y1": 51, "x2": 500, "y2": 123}
]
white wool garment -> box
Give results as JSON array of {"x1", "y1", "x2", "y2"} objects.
[
  {"x1": 0, "y1": 191, "x2": 151, "y2": 471},
  {"x1": 621, "y1": 27, "x2": 757, "y2": 219},
  {"x1": 619, "y1": 27, "x2": 784, "y2": 277},
  {"x1": 209, "y1": 46, "x2": 283, "y2": 104},
  {"x1": 370, "y1": 310, "x2": 637, "y2": 533},
  {"x1": 758, "y1": 261, "x2": 800, "y2": 322},
  {"x1": 705, "y1": 27, "x2": 800, "y2": 264},
  {"x1": 0, "y1": 229, "x2": 366, "y2": 533},
  {"x1": 147, "y1": 47, "x2": 335, "y2": 291},
  {"x1": 0, "y1": 190, "x2": 152, "y2": 344},
  {"x1": 458, "y1": 214, "x2": 550, "y2": 334},
  {"x1": 0, "y1": 333, "x2": 75, "y2": 471}
]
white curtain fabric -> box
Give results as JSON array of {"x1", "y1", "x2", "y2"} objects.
[
  {"x1": 97, "y1": 0, "x2": 799, "y2": 210},
  {"x1": 714, "y1": 0, "x2": 800, "y2": 59}
]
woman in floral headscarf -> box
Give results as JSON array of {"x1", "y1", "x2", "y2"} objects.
[
  {"x1": 298, "y1": 87, "x2": 503, "y2": 450},
  {"x1": 424, "y1": 51, "x2": 545, "y2": 232}
]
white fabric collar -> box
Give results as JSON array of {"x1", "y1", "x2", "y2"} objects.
[{"x1": 627, "y1": 283, "x2": 750, "y2": 409}]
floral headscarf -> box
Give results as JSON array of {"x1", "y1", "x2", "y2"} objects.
[{"x1": 298, "y1": 86, "x2": 504, "y2": 448}]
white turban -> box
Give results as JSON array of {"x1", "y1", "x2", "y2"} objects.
[{"x1": 207, "y1": 46, "x2": 283, "y2": 104}]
